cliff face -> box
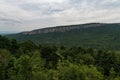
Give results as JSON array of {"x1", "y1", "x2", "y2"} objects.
[{"x1": 21, "y1": 23, "x2": 104, "y2": 35}]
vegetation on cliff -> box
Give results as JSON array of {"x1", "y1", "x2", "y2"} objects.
[{"x1": 7, "y1": 23, "x2": 120, "y2": 50}]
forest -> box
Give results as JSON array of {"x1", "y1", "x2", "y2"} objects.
[
  {"x1": 0, "y1": 35, "x2": 120, "y2": 80},
  {"x1": 7, "y1": 23, "x2": 120, "y2": 50}
]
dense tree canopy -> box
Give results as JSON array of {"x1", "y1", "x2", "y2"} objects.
[{"x1": 0, "y1": 35, "x2": 120, "y2": 80}]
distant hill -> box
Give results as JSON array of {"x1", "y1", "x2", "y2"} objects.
[
  {"x1": 21, "y1": 23, "x2": 104, "y2": 35},
  {"x1": 6, "y1": 23, "x2": 120, "y2": 50}
]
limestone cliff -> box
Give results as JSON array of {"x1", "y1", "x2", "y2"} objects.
[{"x1": 21, "y1": 23, "x2": 105, "y2": 35}]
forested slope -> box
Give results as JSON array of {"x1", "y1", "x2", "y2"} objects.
[
  {"x1": 1, "y1": 35, "x2": 120, "y2": 80},
  {"x1": 7, "y1": 23, "x2": 120, "y2": 50}
]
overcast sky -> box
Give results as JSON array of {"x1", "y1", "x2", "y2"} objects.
[{"x1": 0, "y1": 0, "x2": 120, "y2": 32}]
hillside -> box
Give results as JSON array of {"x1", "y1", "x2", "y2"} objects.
[
  {"x1": 7, "y1": 23, "x2": 120, "y2": 50},
  {"x1": 1, "y1": 35, "x2": 120, "y2": 80},
  {"x1": 21, "y1": 23, "x2": 104, "y2": 35}
]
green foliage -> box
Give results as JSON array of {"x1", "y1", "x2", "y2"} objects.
[
  {"x1": 0, "y1": 35, "x2": 120, "y2": 80},
  {"x1": 0, "y1": 35, "x2": 11, "y2": 50},
  {"x1": 7, "y1": 23, "x2": 120, "y2": 50},
  {"x1": 58, "y1": 62, "x2": 103, "y2": 80},
  {"x1": 19, "y1": 40, "x2": 38, "y2": 55},
  {"x1": 109, "y1": 67, "x2": 117, "y2": 80},
  {"x1": 95, "y1": 50, "x2": 117, "y2": 75},
  {"x1": 114, "y1": 76, "x2": 120, "y2": 80},
  {"x1": 40, "y1": 46, "x2": 60, "y2": 69},
  {"x1": 0, "y1": 49, "x2": 11, "y2": 80},
  {"x1": 15, "y1": 55, "x2": 31, "y2": 80}
]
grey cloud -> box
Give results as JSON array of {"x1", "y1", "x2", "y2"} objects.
[
  {"x1": 6, "y1": 0, "x2": 66, "y2": 15},
  {"x1": 0, "y1": 19, "x2": 22, "y2": 23},
  {"x1": 21, "y1": 3, "x2": 41, "y2": 11},
  {"x1": 0, "y1": 0, "x2": 120, "y2": 32}
]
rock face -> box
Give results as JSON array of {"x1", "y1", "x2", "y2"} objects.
[{"x1": 21, "y1": 23, "x2": 105, "y2": 35}]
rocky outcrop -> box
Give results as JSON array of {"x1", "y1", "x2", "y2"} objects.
[{"x1": 21, "y1": 23, "x2": 105, "y2": 35}]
